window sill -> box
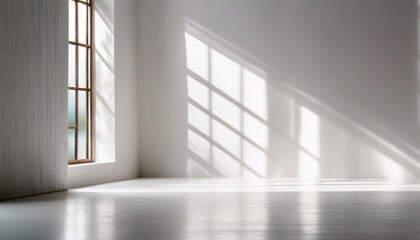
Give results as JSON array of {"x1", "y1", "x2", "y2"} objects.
[
  {"x1": 68, "y1": 161, "x2": 115, "y2": 168},
  {"x1": 68, "y1": 159, "x2": 94, "y2": 165}
]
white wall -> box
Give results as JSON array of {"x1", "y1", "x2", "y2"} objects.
[
  {"x1": 94, "y1": 0, "x2": 116, "y2": 165},
  {"x1": 137, "y1": 0, "x2": 188, "y2": 177},
  {"x1": 138, "y1": 0, "x2": 420, "y2": 179},
  {"x1": 0, "y1": 0, "x2": 68, "y2": 199},
  {"x1": 68, "y1": 0, "x2": 139, "y2": 188}
]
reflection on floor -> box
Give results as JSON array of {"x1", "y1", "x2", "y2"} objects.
[{"x1": 2, "y1": 179, "x2": 420, "y2": 240}]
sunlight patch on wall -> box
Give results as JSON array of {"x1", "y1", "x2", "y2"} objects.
[
  {"x1": 93, "y1": 0, "x2": 115, "y2": 163},
  {"x1": 183, "y1": 17, "x2": 420, "y2": 180},
  {"x1": 299, "y1": 107, "x2": 320, "y2": 158},
  {"x1": 188, "y1": 103, "x2": 210, "y2": 136},
  {"x1": 372, "y1": 150, "x2": 407, "y2": 180},
  {"x1": 211, "y1": 49, "x2": 241, "y2": 102},
  {"x1": 187, "y1": 157, "x2": 212, "y2": 178},
  {"x1": 243, "y1": 112, "x2": 268, "y2": 150},
  {"x1": 212, "y1": 145, "x2": 242, "y2": 177},
  {"x1": 95, "y1": 44, "x2": 115, "y2": 164},
  {"x1": 95, "y1": 11, "x2": 114, "y2": 71},
  {"x1": 185, "y1": 27, "x2": 268, "y2": 178},
  {"x1": 298, "y1": 107, "x2": 320, "y2": 179},
  {"x1": 212, "y1": 119, "x2": 241, "y2": 158},
  {"x1": 243, "y1": 68, "x2": 267, "y2": 120},
  {"x1": 185, "y1": 33, "x2": 209, "y2": 81},
  {"x1": 298, "y1": 150, "x2": 320, "y2": 179},
  {"x1": 243, "y1": 140, "x2": 267, "y2": 177},
  {"x1": 187, "y1": 76, "x2": 209, "y2": 110},
  {"x1": 211, "y1": 91, "x2": 241, "y2": 131},
  {"x1": 188, "y1": 129, "x2": 211, "y2": 162}
]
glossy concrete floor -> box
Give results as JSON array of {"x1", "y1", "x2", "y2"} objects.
[{"x1": 2, "y1": 179, "x2": 420, "y2": 240}]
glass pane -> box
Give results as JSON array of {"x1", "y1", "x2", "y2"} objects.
[
  {"x1": 68, "y1": 44, "x2": 76, "y2": 87},
  {"x1": 68, "y1": 129, "x2": 75, "y2": 160},
  {"x1": 78, "y1": 91, "x2": 87, "y2": 159},
  {"x1": 78, "y1": 3, "x2": 87, "y2": 44},
  {"x1": 68, "y1": 90, "x2": 76, "y2": 127},
  {"x1": 69, "y1": 1, "x2": 75, "y2": 42},
  {"x1": 87, "y1": 6, "x2": 91, "y2": 45},
  {"x1": 87, "y1": 91, "x2": 91, "y2": 155},
  {"x1": 78, "y1": 46, "x2": 87, "y2": 88},
  {"x1": 87, "y1": 48, "x2": 91, "y2": 88}
]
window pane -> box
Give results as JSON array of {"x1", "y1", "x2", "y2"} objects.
[
  {"x1": 88, "y1": 48, "x2": 91, "y2": 88},
  {"x1": 87, "y1": 5, "x2": 91, "y2": 45},
  {"x1": 68, "y1": 129, "x2": 75, "y2": 160},
  {"x1": 78, "y1": 46, "x2": 87, "y2": 88},
  {"x1": 69, "y1": 1, "x2": 75, "y2": 42},
  {"x1": 78, "y1": 3, "x2": 87, "y2": 44},
  {"x1": 88, "y1": 91, "x2": 91, "y2": 155},
  {"x1": 78, "y1": 91, "x2": 88, "y2": 159},
  {"x1": 68, "y1": 0, "x2": 93, "y2": 162},
  {"x1": 68, "y1": 44, "x2": 76, "y2": 87},
  {"x1": 68, "y1": 90, "x2": 76, "y2": 127}
]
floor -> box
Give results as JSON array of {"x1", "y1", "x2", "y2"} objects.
[{"x1": 2, "y1": 179, "x2": 420, "y2": 240}]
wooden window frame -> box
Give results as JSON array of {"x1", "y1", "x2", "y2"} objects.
[{"x1": 68, "y1": 0, "x2": 94, "y2": 165}]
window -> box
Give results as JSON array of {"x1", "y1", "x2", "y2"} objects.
[{"x1": 68, "y1": 0, "x2": 93, "y2": 164}]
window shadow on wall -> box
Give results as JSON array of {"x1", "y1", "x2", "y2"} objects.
[{"x1": 185, "y1": 18, "x2": 420, "y2": 180}]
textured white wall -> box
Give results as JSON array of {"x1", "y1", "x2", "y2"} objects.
[
  {"x1": 138, "y1": 0, "x2": 420, "y2": 179},
  {"x1": 0, "y1": 0, "x2": 68, "y2": 199},
  {"x1": 68, "y1": 0, "x2": 139, "y2": 188}
]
